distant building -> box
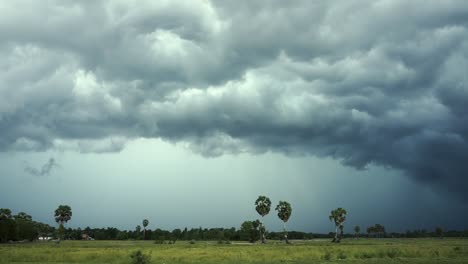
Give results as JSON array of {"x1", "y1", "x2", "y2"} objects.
[{"x1": 82, "y1": 234, "x2": 94, "y2": 240}]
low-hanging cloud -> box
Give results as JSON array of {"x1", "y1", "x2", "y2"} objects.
[
  {"x1": 24, "y1": 158, "x2": 59, "y2": 177},
  {"x1": 1, "y1": 1, "x2": 468, "y2": 199}
]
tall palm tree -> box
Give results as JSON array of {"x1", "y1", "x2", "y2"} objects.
[
  {"x1": 255, "y1": 195, "x2": 271, "y2": 244},
  {"x1": 54, "y1": 205, "x2": 72, "y2": 242},
  {"x1": 366, "y1": 226, "x2": 373, "y2": 237},
  {"x1": 435, "y1": 226, "x2": 444, "y2": 239},
  {"x1": 275, "y1": 201, "x2": 292, "y2": 244},
  {"x1": 142, "y1": 219, "x2": 149, "y2": 240},
  {"x1": 329, "y1": 207, "x2": 347, "y2": 243}
]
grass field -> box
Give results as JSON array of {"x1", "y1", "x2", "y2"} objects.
[{"x1": 0, "y1": 238, "x2": 467, "y2": 264}]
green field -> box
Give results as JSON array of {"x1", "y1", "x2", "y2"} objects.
[{"x1": 0, "y1": 239, "x2": 467, "y2": 264}]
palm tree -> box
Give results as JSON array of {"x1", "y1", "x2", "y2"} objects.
[
  {"x1": 329, "y1": 207, "x2": 347, "y2": 243},
  {"x1": 375, "y1": 224, "x2": 385, "y2": 238},
  {"x1": 435, "y1": 226, "x2": 444, "y2": 239},
  {"x1": 142, "y1": 219, "x2": 149, "y2": 240},
  {"x1": 54, "y1": 205, "x2": 72, "y2": 242},
  {"x1": 354, "y1": 225, "x2": 360, "y2": 239},
  {"x1": 367, "y1": 226, "x2": 374, "y2": 237},
  {"x1": 255, "y1": 195, "x2": 271, "y2": 244},
  {"x1": 275, "y1": 201, "x2": 292, "y2": 244},
  {"x1": 367, "y1": 224, "x2": 385, "y2": 238}
]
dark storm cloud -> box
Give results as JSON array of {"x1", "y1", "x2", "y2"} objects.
[
  {"x1": 1, "y1": 1, "x2": 468, "y2": 198},
  {"x1": 24, "y1": 158, "x2": 59, "y2": 177}
]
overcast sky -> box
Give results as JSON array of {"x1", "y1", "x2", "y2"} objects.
[{"x1": 1, "y1": 0, "x2": 468, "y2": 233}]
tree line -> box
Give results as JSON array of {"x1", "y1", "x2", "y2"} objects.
[
  {"x1": 1, "y1": 203, "x2": 466, "y2": 243},
  {"x1": 0, "y1": 209, "x2": 54, "y2": 243}
]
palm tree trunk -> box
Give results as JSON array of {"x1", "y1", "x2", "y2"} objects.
[
  {"x1": 333, "y1": 226, "x2": 338, "y2": 242},
  {"x1": 283, "y1": 222, "x2": 289, "y2": 244},
  {"x1": 339, "y1": 226, "x2": 343, "y2": 242},
  {"x1": 58, "y1": 223, "x2": 64, "y2": 242},
  {"x1": 261, "y1": 220, "x2": 266, "y2": 244}
]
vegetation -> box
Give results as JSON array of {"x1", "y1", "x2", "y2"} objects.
[
  {"x1": 240, "y1": 220, "x2": 261, "y2": 243},
  {"x1": 54, "y1": 205, "x2": 72, "y2": 242},
  {"x1": 130, "y1": 250, "x2": 151, "y2": 264},
  {"x1": 436, "y1": 226, "x2": 444, "y2": 239},
  {"x1": 354, "y1": 225, "x2": 361, "y2": 238},
  {"x1": 367, "y1": 224, "x2": 386, "y2": 238},
  {"x1": 329, "y1": 207, "x2": 347, "y2": 243},
  {"x1": 254, "y1": 195, "x2": 271, "y2": 244},
  {"x1": 0, "y1": 239, "x2": 467, "y2": 264},
  {"x1": 2, "y1": 201, "x2": 468, "y2": 264},
  {"x1": 142, "y1": 219, "x2": 149, "y2": 240},
  {"x1": 0, "y1": 208, "x2": 54, "y2": 243},
  {"x1": 275, "y1": 201, "x2": 292, "y2": 244},
  {"x1": 2, "y1": 206, "x2": 467, "y2": 243}
]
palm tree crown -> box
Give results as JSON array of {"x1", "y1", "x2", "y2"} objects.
[
  {"x1": 54, "y1": 205, "x2": 72, "y2": 224},
  {"x1": 329, "y1": 207, "x2": 347, "y2": 226},
  {"x1": 275, "y1": 201, "x2": 292, "y2": 223},
  {"x1": 255, "y1": 196, "x2": 272, "y2": 217}
]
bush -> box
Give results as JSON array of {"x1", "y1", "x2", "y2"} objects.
[
  {"x1": 387, "y1": 248, "x2": 401, "y2": 258},
  {"x1": 357, "y1": 252, "x2": 374, "y2": 259},
  {"x1": 189, "y1": 240, "x2": 196, "y2": 244},
  {"x1": 130, "y1": 250, "x2": 151, "y2": 264},
  {"x1": 377, "y1": 250, "x2": 386, "y2": 258},
  {"x1": 322, "y1": 251, "x2": 332, "y2": 261},
  {"x1": 337, "y1": 251, "x2": 347, "y2": 260}
]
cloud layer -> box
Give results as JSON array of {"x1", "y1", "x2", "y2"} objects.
[{"x1": 1, "y1": 1, "x2": 468, "y2": 198}]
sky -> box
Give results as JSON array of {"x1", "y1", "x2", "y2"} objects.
[{"x1": 1, "y1": 0, "x2": 468, "y2": 233}]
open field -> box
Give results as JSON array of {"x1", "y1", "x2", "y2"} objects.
[{"x1": 0, "y1": 239, "x2": 467, "y2": 264}]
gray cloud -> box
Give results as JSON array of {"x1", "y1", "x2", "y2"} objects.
[
  {"x1": 24, "y1": 158, "x2": 59, "y2": 177},
  {"x1": 1, "y1": 1, "x2": 468, "y2": 199}
]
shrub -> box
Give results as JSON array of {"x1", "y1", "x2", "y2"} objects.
[
  {"x1": 377, "y1": 250, "x2": 386, "y2": 258},
  {"x1": 357, "y1": 252, "x2": 374, "y2": 259},
  {"x1": 189, "y1": 240, "x2": 196, "y2": 244},
  {"x1": 387, "y1": 248, "x2": 401, "y2": 258},
  {"x1": 153, "y1": 239, "x2": 165, "y2": 244},
  {"x1": 322, "y1": 251, "x2": 332, "y2": 261},
  {"x1": 337, "y1": 251, "x2": 347, "y2": 260},
  {"x1": 130, "y1": 250, "x2": 151, "y2": 264}
]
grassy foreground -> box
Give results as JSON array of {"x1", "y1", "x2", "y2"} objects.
[{"x1": 0, "y1": 239, "x2": 467, "y2": 264}]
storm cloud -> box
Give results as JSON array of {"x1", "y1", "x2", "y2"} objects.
[{"x1": 1, "y1": 1, "x2": 468, "y2": 199}]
